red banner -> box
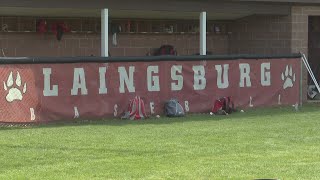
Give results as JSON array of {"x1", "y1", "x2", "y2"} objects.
[{"x1": 0, "y1": 58, "x2": 300, "y2": 122}]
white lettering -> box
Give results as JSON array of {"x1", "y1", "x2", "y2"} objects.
[
  {"x1": 43, "y1": 68, "x2": 58, "y2": 96},
  {"x1": 99, "y1": 67, "x2": 108, "y2": 94},
  {"x1": 249, "y1": 96, "x2": 254, "y2": 107},
  {"x1": 185, "y1": 101, "x2": 190, "y2": 112},
  {"x1": 74, "y1": 106, "x2": 79, "y2": 118},
  {"x1": 193, "y1": 65, "x2": 206, "y2": 90},
  {"x1": 30, "y1": 108, "x2": 35, "y2": 121},
  {"x1": 150, "y1": 102, "x2": 155, "y2": 114},
  {"x1": 114, "y1": 104, "x2": 118, "y2": 117},
  {"x1": 118, "y1": 66, "x2": 135, "y2": 93},
  {"x1": 239, "y1": 63, "x2": 252, "y2": 87},
  {"x1": 215, "y1": 64, "x2": 229, "y2": 89},
  {"x1": 147, "y1": 66, "x2": 160, "y2": 91},
  {"x1": 71, "y1": 68, "x2": 88, "y2": 95},
  {"x1": 261, "y1": 62, "x2": 271, "y2": 86},
  {"x1": 171, "y1": 65, "x2": 183, "y2": 91},
  {"x1": 278, "y1": 94, "x2": 281, "y2": 105}
]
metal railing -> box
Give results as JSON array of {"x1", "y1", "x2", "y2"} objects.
[{"x1": 0, "y1": 53, "x2": 302, "y2": 64}]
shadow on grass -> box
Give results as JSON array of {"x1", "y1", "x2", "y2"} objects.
[{"x1": 1, "y1": 104, "x2": 320, "y2": 130}]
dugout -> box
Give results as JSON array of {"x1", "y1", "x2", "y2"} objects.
[{"x1": 0, "y1": 0, "x2": 297, "y2": 57}]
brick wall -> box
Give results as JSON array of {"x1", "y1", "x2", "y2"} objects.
[
  {"x1": 0, "y1": 32, "x2": 97, "y2": 57},
  {"x1": 0, "y1": 32, "x2": 228, "y2": 57},
  {"x1": 291, "y1": 6, "x2": 309, "y2": 55},
  {"x1": 228, "y1": 15, "x2": 292, "y2": 55},
  {"x1": 110, "y1": 33, "x2": 228, "y2": 56}
]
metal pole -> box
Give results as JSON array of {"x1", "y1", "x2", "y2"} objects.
[
  {"x1": 300, "y1": 56, "x2": 303, "y2": 106},
  {"x1": 200, "y1": 12, "x2": 206, "y2": 55},
  {"x1": 301, "y1": 54, "x2": 320, "y2": 93},
  {"x1": 101, "y1": 9, "x2": 108, "y2": 57},
  {"x1": 302, "y1": 54, "x2": 319, "y2": 89}
]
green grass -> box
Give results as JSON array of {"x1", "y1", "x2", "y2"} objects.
[{"x1": 1, "y1": 104, "x2": 320, "y2": 179}]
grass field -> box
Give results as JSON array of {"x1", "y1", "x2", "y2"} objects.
[{"x1": 1, "y1": 104, "x2": 320, "y2": 179}]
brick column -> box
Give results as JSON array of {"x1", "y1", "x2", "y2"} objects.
[
  {"x1": 291, "y1": 6, "x2": 308, "y2": 55},
  {"x1": 291, "y1": 6, "x2": 320, "y2": 102}
]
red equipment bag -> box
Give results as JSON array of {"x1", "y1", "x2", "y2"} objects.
[
  {"x1": 51, "y1": 22, "x2": 70, "y2": 41},
  {"x1": 122, "y1": 96, "x2": 148, "y2": 120},
  {"x1": 154, "y1": 45, "x2": 176, "y2": 56},
  {"x1": 212, "y1": 96, "x2": 235, "y2": 114}
]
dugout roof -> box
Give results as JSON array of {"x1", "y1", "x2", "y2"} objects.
[{"x1": 0, "y1": 0, "x2": 299, "y2": 20}]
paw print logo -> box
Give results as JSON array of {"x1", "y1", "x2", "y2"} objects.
[
  {"x1": 281, "y1": 65, "x2": 296, "y2": 90},
  {"x1": 3, "y1": 71, "x2": 27, "y2": 102}
]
